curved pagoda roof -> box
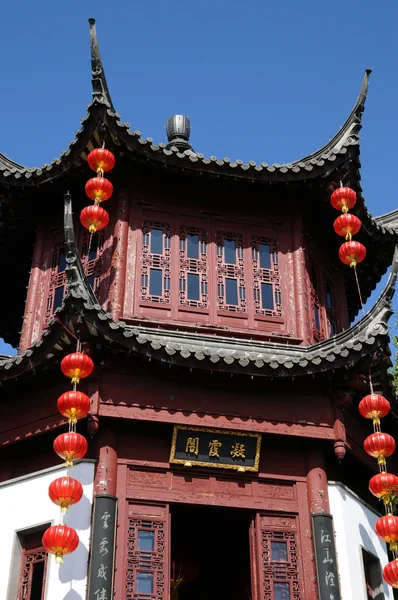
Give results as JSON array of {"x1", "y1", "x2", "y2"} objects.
[{"x1": 0, "y1": 19, "x2": 397, "y2": 346}]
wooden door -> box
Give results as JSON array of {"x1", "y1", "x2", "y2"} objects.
[
  {"x1": 251, "y1": 513, "x2": 301, "y2": 600},
  {"x1": 125, "y1": 502, "x2": 170, "y2": 600}
]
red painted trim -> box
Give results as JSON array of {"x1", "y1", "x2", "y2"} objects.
[
  {"x1": 119, "y1": 458, "x2": 309, "y2": 482},
  {"x1": 0, "y1": 415, "x2": 67, "y2": 448},
  {"x1": 99, "y1": 403, "x2": 335, "y2": 440},
  {"x1": 19, "y1": 225, "x2": 45, "y2": 352},
  {"x1": 109, "y1": 190, "x2": 130, "y2": 320}
]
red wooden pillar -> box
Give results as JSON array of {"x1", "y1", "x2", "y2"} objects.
[
  {"x1": 94, "y1": 431, "x2": 118, "y2": 496},
  {"x1": 109, "y1": 190, "x2": 130, "y2": 321},
  {"x1": 306, "y1": 448, "x2": 330, "y2": 514},
  {"x1": 292, "y1": 214, "x2": 312, "y2": 345},
  {"x1": 19, "y1": 225, "x2": 45, "y2": 352},
  {"x1": 305, "y1": 449, "x2": 332, "y2": 599}
]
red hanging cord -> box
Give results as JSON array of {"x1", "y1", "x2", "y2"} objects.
[{"x1": 353, "y1": 265, "x2": 365, "y2": 316}]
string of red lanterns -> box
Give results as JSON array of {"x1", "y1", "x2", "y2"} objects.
[
  {"x1": 330, "y1": 186, "x2": 366, "y2": 269},
  {"x1": 80, "y1": 148, "x2": 115, "y2": 234},
  {"x1": 329, "y1": 186, "x2": 398, "y2": 587},
  {"x1": 358, "y1": 390, "x2": 398, "y2": 587},
  {"x1": 42, "y1": 349, "x2": 94, "y2": 563}
]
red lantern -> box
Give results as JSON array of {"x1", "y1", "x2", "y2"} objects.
[
  {"x1": 88, "y1": 148, "x2": 115, "y2": 175},
  {"x1": 48, "y1": 476, "x2": 83, "y2": 511},
  {"x1": 60, "y1": 352, "x2": 94, "y2": 384},
  {"x1": 338, "y1": 241, "x2": 366, "y2": 268},
  {"x1": 42, "y1": 525, "x2": 79, "y2": 564},
  {"x1": 364, "y1": 432, "x2": 395, "y2": 466},
  {"x1": 330, "y1": 187, "x2": 357, "y2": 213},
  {"x1": 369, "y1": 472, "x2": 398, "y2": 504},
  {"x1": 376, "y1": 514, "x2": 398, "y2": 551},
  {"x1": 384, "y1": 559, "x2": 398, "y2": 588},
  {"x1": 85, "y1": 177, "x2": 113, "y2": 203},
  {"x1": 54, "y1": 432, "x2": 88, "y2": 467},
  {"x1": 80, "y1": 204, "x2": 109, "y2": 234},
  {"x1": 359, "y1": 393, "x2": 390, "y2": 425},
  {"x1": 57, "y1": 391, "x2": 91, "y2": 424},
  {"x1": 333, "y1": 214, "x2": 361, "y2": 240}
]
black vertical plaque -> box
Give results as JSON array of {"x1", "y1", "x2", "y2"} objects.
[
  {"x1": 87, "y1": 494, "x2": 117, "y2": 600},
  {"x1": 312, "y1": 513, "x2": 341, "y2": 600}
]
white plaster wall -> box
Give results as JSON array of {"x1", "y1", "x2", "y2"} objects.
[
  {"x1": 0, "y1": 460, "x2": 95, "y2": 600},
  {"x1": 329, "y1": 482, "x2": 393, "y2": 600}
]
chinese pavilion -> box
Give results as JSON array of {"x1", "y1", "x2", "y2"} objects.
[{"x1": 1, "y1": 17, "x2": 398, "y2": 600}]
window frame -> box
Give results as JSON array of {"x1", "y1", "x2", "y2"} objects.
[
  {"x1": 306, "y1": 248, "x2": 341, "y2": 342},
  {"x1": 360, "y1": 546, "x2": 385, "y2": 600},
  {"x1": 134, "y1": 210, "x2": 290, "y2": 335},
  {"x1": 7, "y1": 523, "x2": 51, "y2": 600}
]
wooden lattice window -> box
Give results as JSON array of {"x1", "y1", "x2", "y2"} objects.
[
  {"x1": 306, "y1": 252, "x2": 338, "y2": 341},
  {"x1": 141, "y1": 221, "x2": 171, "y2": 304},
  {"x1": 126, "y1": 516, "x2": 166, "y2": 599},
  {"x1": 216, "y1": 231, "x2": 246, "y2": 312},
  {"x1": 252, "y1": 236, "x2": 282, "y2": 317},
  {"x1": 260, "y1": 529, "x2": 300, "y2": 600},
  {"x1": 307, "y1": 256, "x2": 325, "y2": 340},
  {"x1": 17, "y1": 533, "x2": 48, "y2": 600},
  {"x1": 80, "y1": 231, "x2": 105, "y2": 293},
  {"x1": 179, "y1": 226, "x2": 208, "y2": 308}
]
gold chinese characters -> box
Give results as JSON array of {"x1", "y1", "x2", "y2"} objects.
[{"x1": 185, "y1": 437, "x2": 246, "y2": 460}]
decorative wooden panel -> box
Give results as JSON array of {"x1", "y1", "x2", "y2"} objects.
[
  {"x1": 306, "y1": 252, "x2": 338, "y2": 342},
  {"x1": 46, "y1": 236, "x2": 68, "y2": 320},
  {"x1": 179, "y1": 225, "x2": 208, "y2": 308},
  {"x1": 252, "y1": 235, "x2": 282, "y2": 318},
  {"x1": 216, "y1": 230, "x2": 246, "y2": 312},
  {"x1": 80, "y1": 230, "x2": 105, "y2": 295},
  {"x1": 47, "y1": 229, "x2": 104, "y2": 319},
  {"x1": 126, "y1": 503, "x2": 169, "y2": 600},
  {"x1": 17, "y1": 544, "x2": 48, "y2": 600},
  {"x1": 255, "y1": 514, "x2": 300, "y2": 600},
  {"x1": 307, "y1": 256, "x2": 325, "y2": 341},
  {"x1": 140, "y1": 221, "x2": 171, "y2": 304}
]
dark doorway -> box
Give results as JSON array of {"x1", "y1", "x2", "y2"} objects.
[{"x1": 171, "y1": 504, "x2": 252, "y2": 600}]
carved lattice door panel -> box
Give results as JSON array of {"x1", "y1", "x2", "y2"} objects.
[
  {"x1": 252, "y1": 513, "x2": 301, "y2": 600},
  {"x1": 252, "y1": 235, "x2": 282, "y2": 318},
  {"x1": 126, "y1": 503, "x2": 170, "y2": 600},
  {"x1": 17, "y1": 537, "x2": 48, "y2": 600}
]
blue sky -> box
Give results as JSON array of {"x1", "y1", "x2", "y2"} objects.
[{"x1": 0, "y1": 0, "x2": 397, "y2": 354}]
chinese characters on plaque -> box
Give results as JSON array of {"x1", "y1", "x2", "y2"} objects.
[
  {"x1": 170, "y1": 426, "x2": 261, "y2": 472},
  {"x1": 87, "y1": 495, "x2": 117, "y2": 600},
  {"x1": 312, "y1": 513, "x2": 341, "y2": 600}
]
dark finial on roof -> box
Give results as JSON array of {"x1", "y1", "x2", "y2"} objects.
[
  {"x1": 166, "y1": 115, "x2": 192, "y2": 151},
  {"x1": 355, "y1": 68, "x2": 372, "y2": 115},
  {"x1": 88, "y1": 18, "x2": 114, "y2": 109}
]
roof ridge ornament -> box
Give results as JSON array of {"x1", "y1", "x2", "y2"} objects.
[
  {"x1": 166, "y1": 115, "x2": 193, "y2": 151},
  {"x1": 88, "y1": 18, "x2": 114, "y2": 109}
]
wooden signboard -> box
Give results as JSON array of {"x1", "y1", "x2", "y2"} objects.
[
  {"x1": 87, "y1": 494, "x2": 117, "y2": 600},
  {"x1": 312, "y1": 512, "x2": 341, "y2": 600},
  {"x1": 170, "y1": 425, "x2": 261, "y2": 472}
]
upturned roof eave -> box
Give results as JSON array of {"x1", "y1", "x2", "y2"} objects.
[{"x1": 0, "y1": 19, "x2": 373, "y2": 187}]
